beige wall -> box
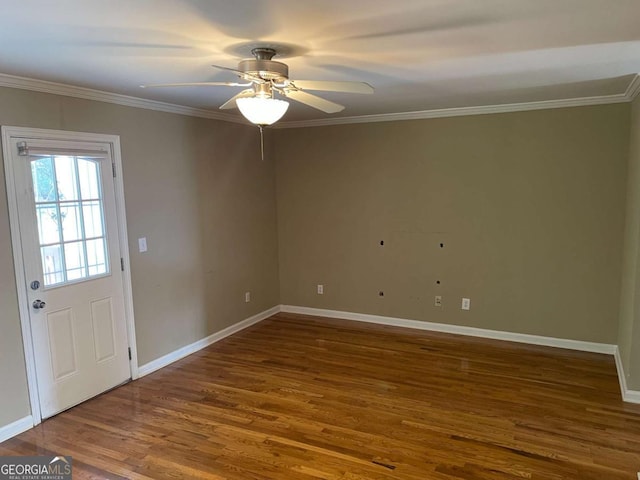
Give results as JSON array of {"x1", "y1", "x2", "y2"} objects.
[
  {"x1": 618, "y1": 95, "x2": 640, "y2": 390},
  {"x1": 275, "y1": 105, "x2": 629, "y2": 343},
  {"x1": 0, "y1": 88, "x2": 280, "y2": 427},
  {"x1": 0, "y1": 87, "x2": 634, "y2": 432}
]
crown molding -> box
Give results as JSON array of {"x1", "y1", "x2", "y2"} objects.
[
  {"x1": 277, "y1": 73, "x2": 640, "y2": 128},
  {"x1": 0, "y1": 73, "x2": 248, "y2": 125},
  {"x1": 0, "y1": 72, "x2": 638, "y2": 129},
  {"x1": 625, "y1": 74, "x2": 640, "y2": 101},
  {"x1": 275, "y1": 92, "x2": 630, "y2": 129}
]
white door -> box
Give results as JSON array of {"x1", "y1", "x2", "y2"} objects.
[{"x1": 7, "y1": 136, "x2": 131, "y2": 419}]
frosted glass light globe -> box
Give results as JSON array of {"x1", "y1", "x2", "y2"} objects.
[{"x1": 236, "y1": 97, "x2": 289, "y2": 125}]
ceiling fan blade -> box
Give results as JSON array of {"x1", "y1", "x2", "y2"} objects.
[
  {"x1": 211, "y1": 64, "x2": 263, "y2": 83},
  {"x1": 141, "y1": 82, "x2": 251, "y2": 88},
  {"x1": 219, "y1": 89, "x2": 255, "y2": 110},
  {"x1": 283, "y1": 90, "x2": 345, "y2": 114},
  {"x1": 289, "y1": 80, "x2": 373, "y2": 94},
  {"x1": 211, "y1": 64, "x2": 246, "y2": 75}
]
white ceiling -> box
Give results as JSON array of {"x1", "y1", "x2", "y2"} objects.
[{"x1": 1, "y1": 0, "x2": 639, "y2": 123}]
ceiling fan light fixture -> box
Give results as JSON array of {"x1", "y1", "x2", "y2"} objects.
[{"x1": 236, "y1": 97, "x2": 289, "y2": 126}]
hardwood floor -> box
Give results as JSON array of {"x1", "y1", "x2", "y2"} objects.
[{"x1": 2, "y1": 312, "x2": 640, "y2": 479}]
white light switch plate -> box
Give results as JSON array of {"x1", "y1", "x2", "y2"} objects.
[{"x1": 138, "y1": 237, "x2": 147, "y2": 253}]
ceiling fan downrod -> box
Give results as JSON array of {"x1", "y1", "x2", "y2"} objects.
[{"x1": 251, "y1": 48, "x2": 277, "y2": 61}]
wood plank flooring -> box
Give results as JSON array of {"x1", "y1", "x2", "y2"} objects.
[{"x1": 2, "y1": 312, "x2": 640, "y2": 479}]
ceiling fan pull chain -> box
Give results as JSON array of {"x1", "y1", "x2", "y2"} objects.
[{"x1": 259, "y1": 125, "x2": 265, "y2": 162}]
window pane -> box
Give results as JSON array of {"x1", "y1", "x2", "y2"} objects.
[
  {"x1": 35, "y1": 204, "x2": 61, "y2": 245},
  {"x1": 86, "y1": 238, "x2": 107, "y2": 276},
  {"x1": 78, "y1": 158, "x2": 101, "y2": 200},
  {"x1": 82, "y1": 201, "x2": 104, "y2": 238},
  {"x1": 60, "y1": 203, "x2": 83, "y2": 242},
  {"x1": 64, "y1": 241, "x2": 86, "y2": 281},
  {"x1": 54, "y1": 156, "x2": 79, "y2": 201},
  {"x1": 41, "y1": 245, "x2": 64, "y2": 286},
  {"x1": 31, "y1": 157, "x2": 57, "y2": 202},
  {"x1": 33, "y1": 155, "x2": 110, "y2": 287}
]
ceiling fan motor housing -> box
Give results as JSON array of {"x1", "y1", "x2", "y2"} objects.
[{"x1": 238, "y1": 48, "x2": 289, "y2": 82}]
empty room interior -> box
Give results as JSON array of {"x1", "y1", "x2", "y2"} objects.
[{"x1": 2, "y1": 1, "x2": 640, "y2": 479}]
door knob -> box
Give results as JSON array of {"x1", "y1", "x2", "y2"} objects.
[{"x1": 32, "y1": 299, "x2": 46, "y2": 309}]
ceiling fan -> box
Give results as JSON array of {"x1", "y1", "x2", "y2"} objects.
[{"x1": 141, "y1": 47, "x2": 374, "y2": 127}]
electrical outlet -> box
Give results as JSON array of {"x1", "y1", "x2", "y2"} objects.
[
  {"x1": 434, "y1": 295, "x2": 442, "y2": 307},
  {"x1": 138, "y1": 237, "x2": 147, "y2": 253},
  {"x1": 317, "y1": 284, "x2": 324, "y2": 295},
  {"x1": 245, "y1": 291, "x2": 250, "y2": 303},
  {"x1": 461, "y1": 298, "x2": 470, "y2": 310}
]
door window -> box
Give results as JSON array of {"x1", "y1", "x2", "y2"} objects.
[{"x1": 30, "y1": 155, "x2": 110, "y2": 287}]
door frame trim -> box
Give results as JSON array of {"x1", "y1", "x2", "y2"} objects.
[{"x1": 1, "y1": 126, "x2": 139, "y2": 425}]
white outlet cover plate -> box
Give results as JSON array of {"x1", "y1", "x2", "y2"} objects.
[
  {"x1": 245, "y1": 292, "x2": 250, "y2": 302},
  {"x1": 317, "y1": 284, "x2": 324, "y2": 294},
  {"x1": 138, "y1": 237, "x2": 147, "y2": 253},
  {"x1": 462, "y1": 298, "x2": 471, "y2": 310}
]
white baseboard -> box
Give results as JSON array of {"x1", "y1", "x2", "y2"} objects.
[
  {"x1": 614, "y1": 347, "x2": 640, "y2": 404},
  {"x1": 281, "y1": 305, "x2": 640, "y2": 402},
  {"x1": 280, "y1": 305, "x2": 617, "y2": 355},
  {"x1": 0, "y1": 415, "x2": 33, "y2": 444},
  {"x1": 138, "y1": 305, "x2": 281, "y2": 377}
]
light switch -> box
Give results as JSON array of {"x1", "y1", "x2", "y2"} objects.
[{"x1": 138, "y1": 237, "x2": 147, "y2": 253}]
